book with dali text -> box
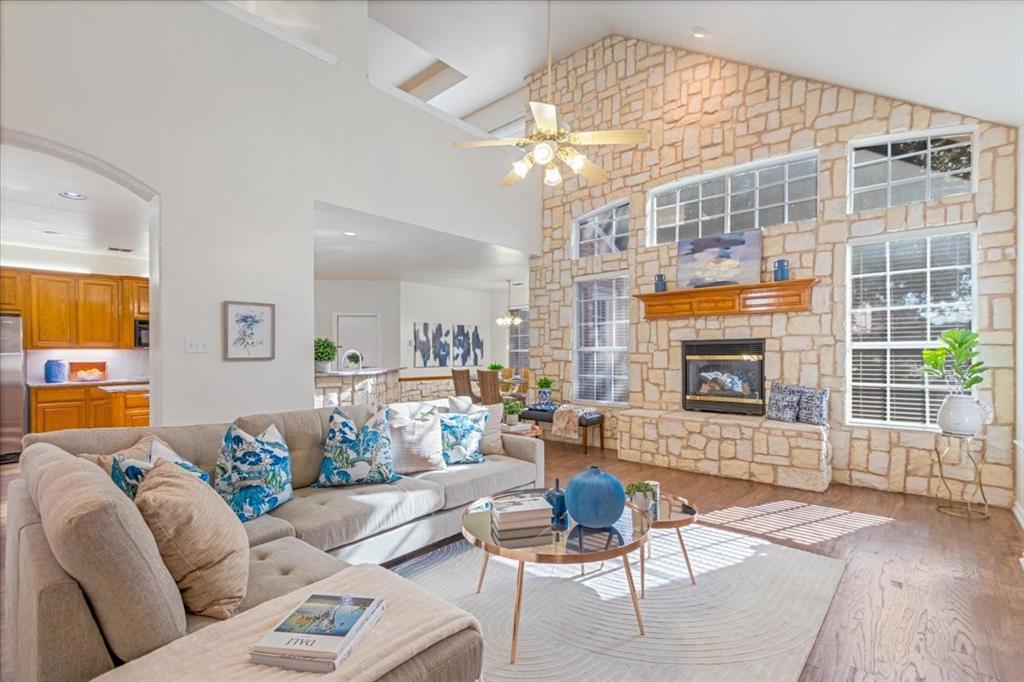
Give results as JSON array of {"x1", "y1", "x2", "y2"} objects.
[{"x1": 251, "y1": 594, "x2": 384, "y2": 663}]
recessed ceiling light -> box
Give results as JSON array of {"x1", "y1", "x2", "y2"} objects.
[
  {"x1": 692, "y1": 26, "x2": 706, "y2": 38},
  {"x1": 41, "y1": 229, "x2": 63, "y2": 236},
  {"x1": 58, "y1": 191, "x2": 87, "y2": 200},
  {"x1": 343, "y1": 231, "x2": 358, "y2": 237}
]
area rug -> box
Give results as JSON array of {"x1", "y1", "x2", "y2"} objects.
[{"x1": 393, "y1": 524, "x2": 844, "y2": 681}]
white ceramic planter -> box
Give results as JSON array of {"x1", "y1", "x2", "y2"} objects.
[
  {"x1": 315, "y1": 360, "x2": 332, "y2": 373},
  {"x1": 936, "y1": 394, "x2": 985, "y2": 436},
  {"x1": 631, "y1": 492, "x2": 654, "y2": 512},
  {"x1": 506, "y1": 414, "x2": 519, "y2": 426}
]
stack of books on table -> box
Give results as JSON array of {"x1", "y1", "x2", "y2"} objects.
[
  {"x1": 491, "y1": 492, "x2": 554, "y2": 548},
  {"x1": 501, "y1": 422, "x2": 535, "y2": 435},
  {"x1": 250, "y1": 594, "x2": 384, "y2": 673}
]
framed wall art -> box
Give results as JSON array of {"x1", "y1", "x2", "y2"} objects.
[{"x1": 223, "y1": 301, "x2": 275, "y2": 360}]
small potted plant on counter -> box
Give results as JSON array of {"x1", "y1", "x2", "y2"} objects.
[
  {"x1": 920, "y1": 329, "x2": 990, "y2": 436},
  {"x1": 503, "y1": 398, "x2": 525, "y2": 425},
  {"x1": 314, "y1": 337, "x2": 337, "y2": 374},
  {"x1": 536, "y1": 376, "x2": 554, "y2": 407},
  {"x1": 487, "y1": 362, "x2": 504, "y2": 371},
  {"x1": 625, "y1": 481, "x2": 655, "y2": 512}
]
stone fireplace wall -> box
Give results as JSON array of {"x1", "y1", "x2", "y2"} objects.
[{"x1": 527, "y1": 35, "x2": 1018, "y2": 505}]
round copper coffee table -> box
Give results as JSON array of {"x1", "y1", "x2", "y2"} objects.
[
  {"x1": 638, "y1": 492, "x2": 698, "y2": 598},
  {"x1": 461, "y1": 489, "x2": 650, "y2": 664}
]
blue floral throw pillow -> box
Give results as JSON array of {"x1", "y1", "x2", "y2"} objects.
[
  {"x1": 765, "y1": 382, "x2": 802, "y2": 423},
  {"x1": 316, "y1": 408, "x2": 400, "y2": 487},
  {"x1": 81, "y1": 436, "x2": 209, "y2": 498},
  {"x1": 439, "y1": 411, "x2": 488, "y2": 465},
  {"x1": 214, "y1": 424, "x2": 293, "y2": 522}
]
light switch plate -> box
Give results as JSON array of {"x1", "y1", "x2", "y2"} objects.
[{"x1": 184, "y1": 336, "x2": 210, "y2": 353}]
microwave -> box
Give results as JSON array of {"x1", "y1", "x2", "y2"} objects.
[{"x1": 134, "y1": 319, "x2": 150, "y2": 348}]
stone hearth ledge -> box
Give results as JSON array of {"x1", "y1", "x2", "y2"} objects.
[{"x1": 617, "y1": 408, "x2": 832, "y2": 492}]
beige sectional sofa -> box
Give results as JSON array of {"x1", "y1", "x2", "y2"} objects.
[{"x1": 6, "y1": 402, "x2": 545, "y2": 682}]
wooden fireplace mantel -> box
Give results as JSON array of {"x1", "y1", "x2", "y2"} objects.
[{"x1": 634, "y1": 278, "x2": 817, "y2": 319}]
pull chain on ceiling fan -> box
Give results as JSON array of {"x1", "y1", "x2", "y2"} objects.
[{"x1": 453, "y1": 0, "x2": 647, "y2": 188}]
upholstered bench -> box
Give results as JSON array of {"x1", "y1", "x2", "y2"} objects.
[{"x1": 521, "y1": 406, "x2": 605, "y2": 454}]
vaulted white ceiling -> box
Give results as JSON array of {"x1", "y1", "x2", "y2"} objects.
[{"x1": 369, "y1": 0, "x2": 1024, "y2": 126}]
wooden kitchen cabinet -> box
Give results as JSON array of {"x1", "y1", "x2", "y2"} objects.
[
  {"x1": 29, "y1": 273, "x2": 77, "y2": 347},
  {"x1": 120, "y1": 276, "x2": 149, "y2": 347},
  {"x1": 86, "y1": 388, "x2": 114, "y2": 428},
  {"x1": 31, "y1": 384, "x2": 150, "y2": 432},
  {"x1": 77, "y1": 276, "x2": 121, "y2": 348},
  {"x1": 0, "y1": 268, "x2": 27, "y2": 312},
  {"x1": 31, "y1": 386, "x2": 88, "y2": 433}
]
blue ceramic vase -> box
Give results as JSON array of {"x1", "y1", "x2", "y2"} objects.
[
  {"x1": 565, "y1": 466, "x2": 625, "y2": 529},
  {"x1": 537, "y1": 388, "x2": 553, "y2": 407},
  {"x1": 773, "y1": 259, "x2": 790, "y2": 282},
  {"x1": 44, "y1": 359, "x2": 67, "y2": 384}
]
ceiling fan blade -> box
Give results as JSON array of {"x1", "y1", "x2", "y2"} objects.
[
  {"x1": 453, "y1": 138, "x2": 529, "y2": 149},
  {"x1": 578, "y1": 158, "x2": 609, "y2": 184},
  {"x1": 529, "y1": 101, "x2": 558, "y2": 134},
  {"x1": 498, "y1": 167, "x2": 524, "y2": 187},
  {"x1": 571, "y1": 129, "x2": 648, "y2": 146}
]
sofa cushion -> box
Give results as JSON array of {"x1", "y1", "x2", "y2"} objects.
[
  {"x1": 269, "y1": 477, "x2": 444, "y2": 551},
  {"x1": 80, "y1": 436, "x2": 210, "y2": 498},
  {"x1": 243, "y1": 514, "x2": 295, "y2": 547},
  {"x1": 235, "y1": 406, "x2": 373, "y2": 489},
  {"x1": 439, "y1": 412, "x2": 487, "y2": 465},
  {"x1": 449, "y1": 396, "x2": 505, "y2": 456},
  {"x1": 185, "y1": 536, "x2": 348, "y2": 633},
  {"x1": 27, "y1": 445, "x2": 186, "y2": 661},
  {"x1": 135, "y1": 460, "x2": 249, "y2": 619},
  {"x1": 387, "y1": 403, "x2": 446, "y2": 474},
  {"x1": 412, "y1": 455, "x2": 536, "y2": 509},
  {"x1": 214, "y1": 424, "x2": 293, "y2": 522},
  {"x1": 316, "y1": 408, "x2": 400, "y2": 487}
]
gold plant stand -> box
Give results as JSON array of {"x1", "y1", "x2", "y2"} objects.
[{"x1": 934, "y1": 433, "x2": 989, "y2": 520}]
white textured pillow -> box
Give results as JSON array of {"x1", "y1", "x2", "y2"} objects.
[
  {"x1": 387, "y1": 404, "x2": 445, "y2": 474},
  {"x1": 448, "y1": 396, "x2": 505, "y2": 456}
]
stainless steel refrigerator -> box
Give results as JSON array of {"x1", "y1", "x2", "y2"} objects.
[{"x1": 0, "y1": 314, "x2": 26, "y2": 459}]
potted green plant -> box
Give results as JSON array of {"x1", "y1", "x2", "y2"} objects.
[
  {"x1": 314, "y1": 337, "x2": 337, "y2": 373},
  {"x1": 920, "y1": 329, "x2": 990, "y2": 436},
  {"x1": 625, "y1": 481, "x2": 655, "y2": 511},
  {"x1": 343, "y1": 349, "x2": 363, "y2": 370},
  {"x1": 487, "y1": 362, "x2": 504, "y2": 371},
  {"x1": 503, "y1": 398, "x2": 525, "y2": 425},
  {"x1": 536, "y1": 376, "x2": 554, "y2": 406}
]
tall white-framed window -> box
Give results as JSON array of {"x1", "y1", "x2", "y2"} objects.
[
  {"x1": 508, "y1": 308, "x2": 530, "y2": 371},
  {"x1": 848, "y1": 127, "x2": 976, "y2": 213},
  {"x1": 846, "y1": 226, "x2": 975, "y2": 429},
  {"x1": 647, "y1": 151, "x2": 818, "y2": 245},
  {"x1": 575, "y1": 200, "x2": 630, "y2": 258},
  {"x1": 489, "y1": 116, "x2": 526, "y2": 139},
  {"x1": 573, "y1": 273, "x2": 630, "y2": 404}
]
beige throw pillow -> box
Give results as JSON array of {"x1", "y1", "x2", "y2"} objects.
[
  {"x1": 388, "y1": 403, "x2": 446, "y2": 474},
  {"x1": 135, "y1": 459, "x2": 250, "y2": 619},
  {"x1": 449, "y1": 396, "x2": 505, "y2": 455}
]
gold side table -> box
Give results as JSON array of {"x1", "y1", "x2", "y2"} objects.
[{"x1": 934, "y1": 433, "x2": 989, "y2": 520}]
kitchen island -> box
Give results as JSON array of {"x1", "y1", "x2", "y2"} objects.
[{"x1": 314, "y1": 367, "x2": 400, "y2": 410}]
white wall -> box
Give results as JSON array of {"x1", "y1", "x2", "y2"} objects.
[
  {"x1": 463, "y1": 87, "x2": 528, "y2": 133},
  {"x1": 313, "y1": 280, "x2": 400, "y2": 368},
  {"x1": 1, "y1": 1, "x2": 539, "y2": 425},
  {"x1": 489, "y1": 285, "x2": 529, "y2": 368},
  {"x1": 0, "y1": 243, "x2": 148, "y2": 276},
  {"x1": 400, "y1": 281, "x2": 491, "y2": 377}
]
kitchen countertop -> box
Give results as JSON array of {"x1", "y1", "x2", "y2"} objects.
[
  {"x1": 315, "y1": 367, "x2": 400, "y2": 377},
  {"x1": 27, "y1": 379, "x2": 151, "y2": 388},
  {"x1": 97, "y1": 384, "x2": 150, "y2": 394}
]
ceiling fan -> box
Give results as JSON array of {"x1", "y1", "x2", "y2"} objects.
[{"x1": 453, "y1": 1, "x2": 647, "y2": 188}]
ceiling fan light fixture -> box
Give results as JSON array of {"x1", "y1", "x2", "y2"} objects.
[
  {"x1": 566, "y1": 151, "x2": 586, "y2": 173},
  {"x1": 543, "y1": 163, "x2": 562, "y2": 186},
  {"x1": 512, "y1": 153, "x2": 534, "y2": 178},
  {"x1": 533, "y1": 141, "x2": 555, "y2": 165}
]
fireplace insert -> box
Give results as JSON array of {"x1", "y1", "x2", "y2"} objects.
[{"x1": 682, "y1": 339, "x2": 766, "y2": 416}]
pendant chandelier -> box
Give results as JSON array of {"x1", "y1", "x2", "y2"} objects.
[{"x1": 496, "y1": 279, "x2": 523, "y2": 327}]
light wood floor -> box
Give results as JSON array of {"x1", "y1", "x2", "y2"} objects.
[{"x1": 2, "y1": 443, "x2": 1022, "y2": 681}]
